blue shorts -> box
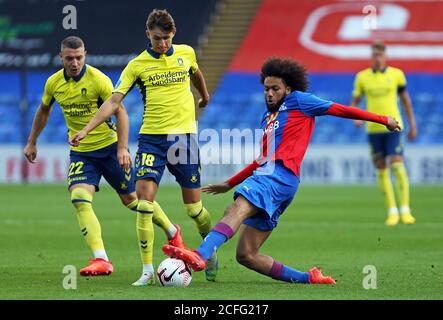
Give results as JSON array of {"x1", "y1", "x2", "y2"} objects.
[
  {"x1": 368, "y1": 132, "x2": 404, "y2": 161},
  {"x1": 68, "y1": 142, "x2": 135, "y2": 194},
  {"x1": 234, "y1": 161, "x2": 300, "y2": 232},
  {"x1": 135, "y1": 134, "x2": 201, "y2": 188}
]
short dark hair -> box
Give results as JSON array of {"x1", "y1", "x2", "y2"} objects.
[
  {"x1": 371, "y1": 40, "x2": 386, "y2": 51},
  {"x1": 61, "y1": 36, "x2": 84, "y2": 51},
  {"x1": 146, "y1": 9, "x2": 176, "y2": 32},
  {"x1": 260, "y1": 57, "x2": 309, "y2": 92}
]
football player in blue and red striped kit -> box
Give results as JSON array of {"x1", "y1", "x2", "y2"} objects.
[{"x1": 163, "y1": 57, "x2": 401, "y2": 284}]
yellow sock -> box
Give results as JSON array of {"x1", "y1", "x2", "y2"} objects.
[
  {"x1": 152, "y1": 201, "x2": 174, "y2": 232},
  {"x1": 185, "y1": 201, "x2": 212, "y2": 238},
  {"x1": 391, "y1": 162, "x2": 410, "y2": 209},
  {"x1": 136, "y1": 200, "x2": 154, "y2": 265},
  {"x1": 71, "y1": 188, "x2": 105, "y2": 252},
  {"x1": 376, "y1": 168, "x2": 398, "y2": 213},
  {"x1": 126, "y1": 200, "x2": 138, "y2": 212}
]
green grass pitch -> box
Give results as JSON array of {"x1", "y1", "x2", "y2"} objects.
[{"x1": 0, "y1": 184, "x2": 442, "y2": 299}]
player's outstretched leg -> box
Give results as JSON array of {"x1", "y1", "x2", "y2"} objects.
[
  {"x1": 266, "y1": 261, "x2": 335, "y2": 284},
  {"x1": 71, "y1": 186, "x2": 114, "y2": 276},
  {"x1": 185, "y1": 198, "x2": 218, "y2": 281},
  {"x1": 164, "y1": 196, "x2": 267, "y2": 276},
  {"x1": 163, "y1": 221, "x2": 232, "y2": 271},
  {"x1": 163, "y1": 220, "x2": 236, "y2": 271},
  {"x1": 308, "y1": 267, "x2": 336, "y2": 284},
  {"x1": 268, "y1": 262, "x2": 336, "y2": 284},
  {"x1": 163, "y1": 224, "x2": 336, "y2": 284},
  {"x1": 236, "y1": 225, "x2": 336, "y2": 285}
]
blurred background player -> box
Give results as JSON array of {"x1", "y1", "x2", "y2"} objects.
[
  {"x1": 162, "y1": 57, "x2": 402, "y2": 285},
  {"x1": 23, "y1": 36, "x2": 138, "y2": 276},
  {"x1": 70, "y1": 9, "x2": 218, "y2": 285},
  {"x1": 352, "y1": 41, "x2": 417, "y2": 226}
]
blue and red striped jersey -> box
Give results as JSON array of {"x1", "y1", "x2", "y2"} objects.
[
  {"x1": 258, "y1": 91, "x2": 333, "y2": 177},
  {"x1": 227, "y1": 91, "x2": 388, "y2": 186}
]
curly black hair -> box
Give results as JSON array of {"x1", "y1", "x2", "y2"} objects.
[{"x1": 260, "y1": 57, "x2": 309, "y2": 92}]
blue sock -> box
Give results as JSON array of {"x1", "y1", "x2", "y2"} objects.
[
  {"x1": 197, "y1": 231, "x2": 226, "y2": 260},
  {"x1": 269, "y1": 261, "x2": 309, "y2": 283},
  {"x1": 197, "y1": 222, "x2": 234, "y2": 260}
]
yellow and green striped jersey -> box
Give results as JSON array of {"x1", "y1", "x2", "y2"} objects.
[
  {"x1": 114, "y1": 43, "x2": 198, "y2": 134},
  {"x1": 42, "y1": 64, "x2": 117, "y2": 152},
  {"x1": 353, "y1": 66, "x2": 406, "y2": 133}
]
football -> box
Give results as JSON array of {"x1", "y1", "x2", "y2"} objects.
[{"x1": 157, "y1": 258, "x2": 192, "y2": 287}]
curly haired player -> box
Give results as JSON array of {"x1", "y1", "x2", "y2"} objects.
[{"x1": 162, "y1": 57, "x2": 401, "y2": 285}]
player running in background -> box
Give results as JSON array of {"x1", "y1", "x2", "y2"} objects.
[
  {"x1": 162, "y1": 57, "x2": 401, "y2": 285},
  {"x1": 24, "y1": 36, "x2": 134, "y2": 276},
  {"x1": 352, "y1": 41, "x2": 417, "y2": 226},
  {"x1": 69, "y1": 9, "x2": 218, "y2": 285},
  {"x1": 23, "y1": 36, "x2": 183, "y2": 277}
]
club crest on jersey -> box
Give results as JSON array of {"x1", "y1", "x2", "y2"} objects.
[
  {"x1": 177, "y1": 57, "x2": 184, "y2": 66},
  {"x1": 265, "y1": 112, "x2": 280, "y2": 134},
  {"x1": 266, "y1": 112, "x2": 279, "y2": 123},
  {"x1": 81, "y1": 88, "x2": 87, "y2": 96}
]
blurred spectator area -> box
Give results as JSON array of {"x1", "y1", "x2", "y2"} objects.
[
  {"x1": 200, "y1": 72, "x2": 443, "y2": 144},
  {"x1": 1, "y1": 0, "x2": 442, "y2": 145},
  {"x1": 0, "y1": 71, "x2": 442, "y2": 144}
]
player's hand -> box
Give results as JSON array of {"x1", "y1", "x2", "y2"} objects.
[
  {"x1": 202, "y1": 181, "x2": 232, "y2": 195},
  {"x1": 386, "y1": 116, "x2": 402, "y2": 132},
  {"x1": 408, "y1": 126, "x2": 417, "y2": 141},
  {"x1": 23, "y1": 143, "x2": 37, "y2": 163},
  {"x1": 118, "y1": 147, "x2": 132, "y2": 171},
  {"x1": 354, "y1": 119, "x2": 364, "y2": 128},
  {"x1": 69, "y1": 130, "x2": 87, "y2": 147},
  {"x1": 198, "y1": 95, "x2": 210, "y2": 109}
]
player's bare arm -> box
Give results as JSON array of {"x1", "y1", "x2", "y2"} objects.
[
  {"x1": 386, "y1": 116, "x2": 401, "y2": 132},
  {"x1": 399, "y1": 90, "x2": 417, "y2": 141},
  {"x1": 203, "y1": 160, "x2": 259, "y2": 195},
  {"x1": 190, "y1": 69, "x2": 210, "y2": 108},
  {"x1": 202, "y1": 182, "x2": 232, "y2": 195},
  {"x1": 23, "y1": 103, "x2": 52, "y2": 163},
  {"x1": 114, "y1": 103, "x2": 132, "y2": 170},
  {"x1": 351, "y1": 96, "x2": 364, "y2": 128},
  {"x1": 69, "y1": 92, "x2": 124, "y2": 147}
]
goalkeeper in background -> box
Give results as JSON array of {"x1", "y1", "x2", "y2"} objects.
[{"x1": 352, "y1": 41, "x2": 417, "y2": 226}]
